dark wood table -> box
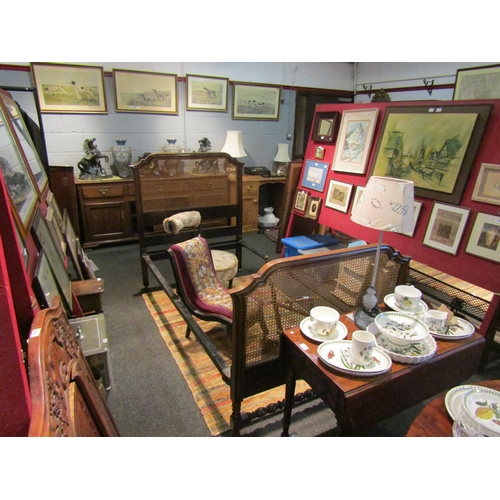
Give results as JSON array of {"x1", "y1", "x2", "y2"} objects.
[
  {"x1": 281, "y1": 311, "x2": 485, "y2": 436},
  {"x1": 406, "y1": 379, "x2": 500, "y2": 437}
]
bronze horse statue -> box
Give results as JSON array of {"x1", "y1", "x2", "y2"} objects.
[{"x1": 78, "y1": 138, "x2": 110, "y2": 178}]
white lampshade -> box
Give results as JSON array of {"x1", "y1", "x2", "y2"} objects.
[
  {"x1": 351, "y1": 176, "x2": 414, "y2": 234},
  {"x1": 274, "y1": 143, "x2": 291, "y2": 163},
  {"x1": 221, "y1": 130, "x2": 247, "y2": 158}
]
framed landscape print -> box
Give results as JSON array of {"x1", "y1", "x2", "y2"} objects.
[
  {"x1": 31, "y1": 62, "x2": 107, "y2": 114},
  {"x1": 293, "y1": 190, "x2": 309, "y2": 214},
  {"x1": 370, "y1": 104, "x2": 492, "y2": 204},
  {"x1": 423, "y1": 202, "x2": 470, "y2": 255},
  {"x1": 466, "y1": 212, "x2": 500, "y2": 263},
  {"x1": 301, "y1": 159, "x2": 329, "y2": 192},
  {"x1": 332, "y1": 108, "x2": 378, "y2": 174},
  {"x1": 186, "y1": 74, "x2": 228, "y2": 112},
  {"x1": 325, "y1": 179, "x2": 353, "y2": 213},
  {"x1": 472, "y1": 163, "x2": 500, "y2": 206},
  {"x1": 454, "y1": 64, "x2": 500, "y2": 100},
  {"x1": 232, "y1": 82, "x2": 281, "y2": 120},
  {"x1": 113, "y1": 69, "x2": 178, "y2": 114}
]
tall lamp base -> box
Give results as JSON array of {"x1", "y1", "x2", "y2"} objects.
[{"x1": 354, "y1": 305, "x2": 381, "y2": 330}]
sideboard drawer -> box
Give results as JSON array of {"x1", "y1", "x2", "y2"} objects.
[
  {"x1": 243, "y1": 182, "x2": 259, "y2": 196},
  {"x1": 80, "y1": 184, "x2": 124, "y2": 199}
]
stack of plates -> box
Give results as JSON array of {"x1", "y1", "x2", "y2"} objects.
[
  {"x1": 428, "y1": 317, "x2": 475, "y2": 340},
  {"x1": 317, "y1": 340, "x2": 392, "y2": 377},
  {"x1": 445, "y1": 385, "x2": 500, "y2": 437}
]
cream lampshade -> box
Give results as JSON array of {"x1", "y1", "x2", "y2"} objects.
[
  {"x1": 221, "y1": 131, "x2": 247, "y2": 158},
  {"x1": 350, "y1": 176, "x2": 414, "y2": 328},
  {"x1": 274, "y1": 143, "x2": 291, "y2": 176}
]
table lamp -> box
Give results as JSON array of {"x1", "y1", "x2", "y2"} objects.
[
  {"x1": 221, "y1": 130, "x2": 247, "y2": 158},
  {"x1": 273, "y1": 143, "x2": 291, "y2": 176},
  {"x1": 350, "y1": 176, "x2": 414, "y2": 328}
]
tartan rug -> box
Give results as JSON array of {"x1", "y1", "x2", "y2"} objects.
[{"x1": 142, "y1": 285, "x2": 311, "y2": 436}]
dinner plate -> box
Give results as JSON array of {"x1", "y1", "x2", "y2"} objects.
[
  {"x1": 317, "y1": 340, "x2": 392, "y2": 377},
  {"x1": 300, "y1": 317, "x2": 347, "y2": 343},
  {"x1": 375, "y1": 332, "x2": 437, "y2": 364},
  {"x1": 429, "y1": 317, "x2": 475, "y2": 340},
  {"x1": 445, "y1": 384, "x2": 489, "y2": 420},
  {"x1": 463, "y1": 387, "x2": 500, "y2": 437},
  {"x1": 384, "y1": 293, "x2": 428, "y2": 315}
]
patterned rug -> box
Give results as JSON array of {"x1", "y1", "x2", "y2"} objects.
[{"x1": 142, "y1": 283, "x2": 311, "y2": 436}]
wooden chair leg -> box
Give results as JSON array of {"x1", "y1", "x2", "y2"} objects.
[{"x1": 185, "y1": 326, "x2": 191, "y2": 338}]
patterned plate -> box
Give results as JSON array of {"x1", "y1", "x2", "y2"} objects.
[
  {"x1": 317, "y1": 340, "x2": 392, "y2": 377},
  {"x1": 384, "y1": 294, "x2": 428, "y2": 314},
  {"x1": 463, "y1": 387, "x2": 500, "y2": 437},
  {"x1": 429, "y1": 317, "x2": 475, "y2": 340},
  {"x1": 300, "y1": 317, "x2": 348, "y2": 343}
]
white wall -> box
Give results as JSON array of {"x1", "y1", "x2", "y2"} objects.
[{"x1": 0, "y1": 62, "x2": 353, "y2": 173}]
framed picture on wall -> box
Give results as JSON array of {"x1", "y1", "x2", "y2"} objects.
[
  {"x1": 465, "y1": 212, "x2": 500, "y2": 263},
  {"x1": 113, "y1": 69, "x2": 178, "y2": 114},
  {"x1": 232, "y1": 82, "x2": 281, "y2": 120},
  {"x1": 325, "y1": 179, "x2": 353, "y2": 213},
  {"x1": 454, "y1": 64, "x2": 500, "y2": 100},
  {"x1": 301, "y1": 160, "x2": 329, "y2": 192},
  {"x1": 305, "y1": 197, "x2": 322, "y2": 220},
  {"x1": 311, "y1": 111, "x2": 339, "y2": 143},
  {"x1": 332, "y1": 108, "x2": 379, "y2": 174},
  {"x1": 370, "y1": 104, "x2": 492, "y2": 204},
  {"x1": 293, "y1": 190, "x2": 309, "y2": 214},
  {"x1": 402, "y1": 201, "x2": 423, "y2": 238},
  {"x1": 186, "y1": 74, "x2": 228, "y2": 112},
  {"x1": 350, "y1": 185, "x2": 365, "y2": 215},
  {"x1": 31, "y1": 62, "x2": 107, "y2": 114},
  {"x1": 472, "y1": 163, "x2": 500, "y2": 206},
  {"x1": 423, "y1": 202, "x2": 470, "y2": 255}
]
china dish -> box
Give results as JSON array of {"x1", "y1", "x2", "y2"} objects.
[
  {"x1": 428, "y1": 317, "x2": 475, "y2": 340},
  {"x1": 445, "y1": 385, "x2": 500, "y2": 437},
  {"x1": 317, "y1": 340, "x2": 392, "y2": 377},
  {"x1": 375, "y1": 331, "x2": 437, "y2": 364},
  {"x1": 384, "y1": 293, "x2": 428, "y2": 314},
  {"x1": 374, "y1": 311, "x2": 429, "y2": 346},
  {"x1": 300, "y1": 317, "x2": 347, "y2": 343}
]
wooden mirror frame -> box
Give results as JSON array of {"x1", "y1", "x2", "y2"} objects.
[{"x1": 311, "y1": 111, "x2": 339, "y2": 143}]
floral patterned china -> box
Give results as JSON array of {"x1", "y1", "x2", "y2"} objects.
[
  {"x1": 300, "y1": 317, "x2": 347, "y2": 343},
  {"x1": 428, "y1": 317, "x2": 475, "y2": 340},
  {"x1": 374, "y1": 311, "x2": 429, "y2": 346},
  {"x1": 384, "y1": 293, "x2": 428, "y2": 314},
  {"x1": 374, "y1": 330, "x2": 437, "y2": 364},
  {"x1": 317, "y1": 340, "x2": 392, "y2": 377}
]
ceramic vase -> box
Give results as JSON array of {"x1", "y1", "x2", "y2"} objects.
[{"x1": 111, "y1": 138, "x2": 132, "y2": 178}]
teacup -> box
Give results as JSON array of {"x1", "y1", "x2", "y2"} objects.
[
  {"x1": 350, "y1": 330, "x2": 375, "y2": 367},
  {"x1": 309, "y1": 306, "x2": 339, "y2": 336},
  {"x1": 394, "y1": 285, "x2": 422, "y2": 310},
  {"x1": 425, "y1": 310, "x2": 448, "y2": 332}
]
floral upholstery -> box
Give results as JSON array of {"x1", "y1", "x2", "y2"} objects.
[{"x1": 168, "y1": 236, "x2": 233, "y2": 319}]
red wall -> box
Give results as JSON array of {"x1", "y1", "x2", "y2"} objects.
[{"x1": 296, "y1": 100, "x2": 500, "y2": 294}]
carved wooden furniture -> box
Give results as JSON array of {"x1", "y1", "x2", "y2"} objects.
[
  {"x1": 146, "y1": 242, "x2": 410, "y2": 435},
  {"x1": 281, "y1": 315, "x2": 485, "y2": 436},
  {"x1": 132, "y1": 152, "x2": 266, "y2": 287},
  {"x1": 27, "y1": 297, "x2": 119, "y2": 436}
]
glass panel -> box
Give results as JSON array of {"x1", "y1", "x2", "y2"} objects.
[{"x1": 0, "y1": 105, "x2": 38, "y2": 233}]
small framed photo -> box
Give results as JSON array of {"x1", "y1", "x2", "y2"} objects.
[
  {"x1": 113, "y1": 69, "x2": 178, "y2": 114},
  {"x1": 423, "y1": 202, "x2": 470, "y2": 255},
  {"x1": 293, "y1": 190, "x2": 309, "y2": 214},
  {"x1": 31, "y1": 62, "x2": 107, "y2": 114},
  {"x1": 305, "y1": 196, "x2": 322, "y2": 220},
  {"x1": 472, "y1": 163, "x2": 500, "y2": 206},
  {"x1": 402, "y1": 201, "x2": 423, "y2": 238},
  {"x1": 314, "y1": 146, "x2": 325, "y2": 160},
  {"x1": 325, "y1": 179, "x2": 353, "y2": 213},
  {"x1": 350, "y1": 185, "x2": 365, "y2": 215},
  {"x1": 311, "y1": 111, "x2": 339, "y2": 143},
  {"x1": 333, "y1": 108, "x2": 379, "y2": 174},
  {"x1": 301, "y1": 159, "x2": 329, "y2": 192},
  {"x1": 466, "y1": 212, "x2": 500, "y2": 263},
  {"x1": 232, "y1": 82, "x2": 281, "y2": 120},
  {"x1": 186, "y1": 74, "x2": 228, "y2": 112}
]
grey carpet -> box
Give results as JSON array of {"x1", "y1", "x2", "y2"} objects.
[{"x1": 86, "y1": 233, "x2": 500, "y2": 437}]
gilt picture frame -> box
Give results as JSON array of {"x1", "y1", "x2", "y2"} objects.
[
  {"x1": 472, "y1": 163, "x2": 500, "y2": 206},
  {"x1": 370, "y1": 104, "x2": 492, "y2": 204},
  {"x1": 232, "y1": 82, "x2": 281, "y2": 120},
  {"x1": 466, "y1": 212, "x2": 500, "y2": 263},
  {"x1": 113, "y1": 69, "x2": 178, "y2": 114},
  {"x1": 293, "y1": 190, "x2": 309, "y2": 214},
  {"x1": 305, "y1": 196, "x2": 322, "y2": 220},
  {"x1": 325, "y1": 179, "x2": 353, "y2": 213},
  {"x1": 332, "y1": 108, "x2": 379, "y2": 174},
  {"x1": 31, "y1": 62, "x2": 107, "y2": 114},
  {"x1": 423, "y1": 202, "x2": 470, "y2": 255},
  {"x1": 186, "y1": 74, "x2": 228, "y2": 112}
]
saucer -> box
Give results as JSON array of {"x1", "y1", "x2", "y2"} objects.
[
  {"x1": 429, "y1": 317, "x2": 475, "y2": 340},
  {"x1": 300, "y1": 317, "x2": 347, "y2": 343},
  {"x1": 384, "y1": 293, "x2": 428, "y2": 314},
  {"x1": 317, "y1": 340, "x2": 392, "y2": 377}
]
